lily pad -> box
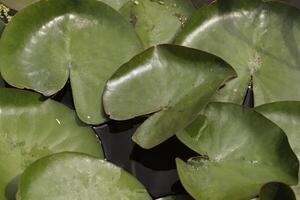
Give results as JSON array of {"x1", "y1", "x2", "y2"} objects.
[
  {"x1": 120, "y1": 0, "x2": 195, "y2": 48},
  {"x1": 0, "y1": 0, "x2": 129, "y2": 10},
  {"x1": 18, "y1": 152, "x2": 151, "y2": 200},
  {"x1": 256, "y1": 101, "x2": 300, "y2": 199},
  {"x1": 176, "y1": 0, "x2": 300, "y2": 106},
  {"x1": 0, "y1": 88, "x2": 103, "y2": 200},
  {"x1": 0, "y1": 0, "x2": 143, "y2": 124},
  {"x1": 103, "y1": 44, "x2": 236, "y2": 149},
  {"x1": 176, "y1": 102, "x2": 298, "y2": 200},
  {"x1": 0, "y1": 20, "x2": 4, "y2": 87}
]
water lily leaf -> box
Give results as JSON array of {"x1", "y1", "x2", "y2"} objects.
[
  {"x1": 176, "y1": 0, "x2": 300, "y2": 106},
  {"x1": 259, "y1": 182, "x2": 296, "y2": 200},
  {"x1": 103, "y1": 44, "x2": 236, "y2": 149},
  {"x1": 18, "y1": 152, "x2": 151, "y2": 200},
  {"x1": 256, "y1": 101, "x2": 300, "y2": 199},
  {"x1": 0, "y1": 88, "x2": 103, "y2": 200},
  {"x1": 0, "y1": 0, "x2": 143, "y2": 124},
  {"x1": 0, "y1": 20, "x2": 4, "y2": 87},
  {"x1": 120, "y1": 0, "x2": 195, "y2": 48},
  {"x1": 176, "y1": 102, "x2": 299, "y2": 200},
  {"x1": 0, "y1": 0, "x2": 129, "y2": 10}
]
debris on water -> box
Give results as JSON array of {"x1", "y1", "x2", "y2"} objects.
[
  {"x1": 133, "y1": 0, "x2": 139, "y2": 5},
  {"x1": 174, "y1": 13, "x2": 188, "y2": 27},
  {"x1": 150, "y1": 0, "x2": 165, "y2": 5}
]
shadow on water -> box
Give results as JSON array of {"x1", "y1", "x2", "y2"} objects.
[{"x1": 5, "y1": 175, "x2": 20, "y2": 200}]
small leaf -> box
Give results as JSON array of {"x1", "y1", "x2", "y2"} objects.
[
  {"x1": 176, "y1": 102, "x2": 298, "y2": 200},
  {"x1": 0, "y1": 88, "x2": 103, "y2": 200},
  {"x1": 0, "y1": 0, "x2": 143, "y2": 124},
  {"x1": 120, "y1": 0, "x2": 195, "y2": 47},
  {"x1": 176, "y1": 0, "x2": 300, "y2": 106},
  {"x1": 103, "y1": 44, "x2": 236, "y2": 149},
  {"x1": 256, "y1": 101, "x2": 300, "y2": 199},
  {"x1": 18, "y1": 152, "x2": 151, "y2": 200}
]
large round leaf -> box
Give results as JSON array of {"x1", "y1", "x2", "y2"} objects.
[
  {"x1": 256, "y1": 101, "x2": 300, "y2": 199},
  {"x1": 0, "y1": 0, "x2": 143, "y2": 124},
  {"x1": 0, "y1": 0, "x2": 129, "y2": 10},
  {"x1": 119, "y1": 0, "x2": 195, "y2": 48},
  {"x1": 176, "y1": 0, "x2": 300, "y2": 106},
  {"x1": 18, "y1": 152, "x2": 151, "y2": 200},
  {"x1": 103, "y1": 44, "x2": 236, "y2": 149},
  {"x1": 176, "y1": 102, "x2": 299, "y2": 200},
  {"x1": 0, "y1": 88, "x2": 103, "y2": 200}
]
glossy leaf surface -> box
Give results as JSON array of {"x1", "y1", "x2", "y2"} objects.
[
  {"x1": 0, "y1": 0, "x2": 143, "y2": 124},
  {"x1": 18, "y1": 152, "x2": 151, "y2": 200},
  {"x1": 256, "y1": 101, "x2": 300, "y2": 199},
  {"x1": 103, "y1": 44, "x2": 236, "y2": 149},
  {"x1": 120, "y1": 0, "x2": 195, "y2": 47},
  {"x1": 176, "y1": 0, "x2": 300, "y2": 106},
  {"x1": 176, "y1": 103, "x2": 298, "y2": 200},
  {"x1": 0, "y1": 0, "x2": 129, "y2": 10},
  {"x1": 0, "y1": 88, "x2": 103, "y2": 200}
]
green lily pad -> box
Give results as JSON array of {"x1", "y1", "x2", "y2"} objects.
[
  {"x1": 120, "y1": 0, "x2": 195, "y2": 48},
  {"x1": 256, "y1": 101, "x2": 300, "y2": 199},
  {"x1": 0, "y1": 88, "x2": 103, "y2": 200},
  {"x1": 103, "y1": 44, "x2": 236, "y2": 149},
  {"x1": 18, "y1": 152, "x2": 151, "y2": 200},
  {"x1": 0, "y1": 20, "x2": 4, "y2": 87},
  {"x1": 176, "y1": 102, "x2": 298, "y2": 200},
  {"x1": 259, "y1": 182, "x2": 296, "y2": 200},
  {"x1": 0, "y1": 0, "x2": 129, "y2": 10},
  {"x1": 176, "y1": 0, "x2": 300, "y2": 106},
  {"x1": 0, "y1": 0, "x2": 143, "y2": 124}
]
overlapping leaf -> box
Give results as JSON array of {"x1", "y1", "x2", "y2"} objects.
[
  {"x1": 0, "y1": 0, "x2": 129, "y2": 10},
  {"x1": 176, "y1": 0, "x2": 300, "y2": 106},
  {"x1": 0, "y1": 0, "x2": 143, "y2": 124},
  {"x1": 0, "y1": 20, "x2": 4, "y2": 87},
  {"x1": 0, "y1": 88, "x2": 103, "y2": 200},
  {"x1": 176, "y1": 103, "x2": 298, "y2": 200},
  {"x1": 18, "y1": 152, "x2": 151, "y2": 200},
  {"x1": 120, "y1": 0, "x2": 195, "y2": 48},
  {"x1": 256, "y1": 101, "x2": 300, "y2": 199},
  {"x1": 103, "y1": 44, "x2": 236, "y2": 149}
]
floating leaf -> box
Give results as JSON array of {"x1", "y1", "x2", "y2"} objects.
[
  {"x1": 18, "y1": 152, "x2": 151, "y2": 200},
  {"x1": 176, "y1": 102, "x2": 298, "y2": 200},
  {"x1": 0, "y1": 20, "x2": 4, "y2": 87},
  {"x1": 256, "y1": 101, "x2": 300, "y2": 199},
  {"x1": 0, "y1": 0, "x2": 129, "y2": 10},
  {"x1": 103, "y1": 44, "x2": 236, "y2": 149},
  {"x1": 0, "y1": 0, "x2": 143, "y2": 124},
  {"x1": 176, "y1": 0, "x2": 300, "y2": 106},
  {"x1": 0, "y1": 88, "x2": 103, "y2": 200},
  {"x1": 120, "y1": 0, "x2": 195, "y2": 47}
]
